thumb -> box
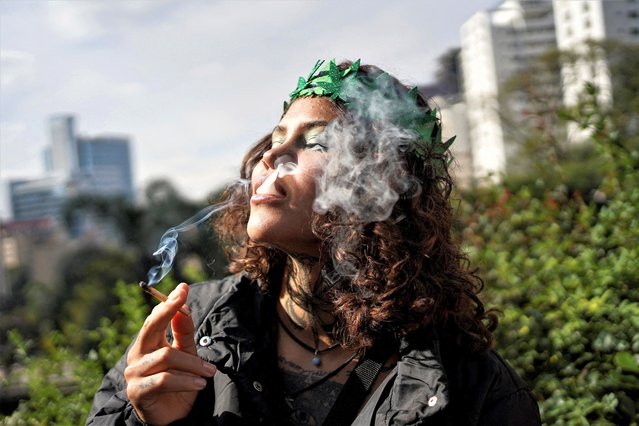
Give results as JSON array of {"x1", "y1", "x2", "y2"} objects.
[{"x1": 170, "y1": 283, "x2": 197, "y2": 355}]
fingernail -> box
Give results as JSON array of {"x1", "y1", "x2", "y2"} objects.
[
  {"x1": 194, "y1": 377, "x2": 207, "y2": 389},
  {"x1": 203, "y1": 362, "x2": 217, "y2": 376}
]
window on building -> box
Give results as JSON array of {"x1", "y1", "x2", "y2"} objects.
[{"x1": 629, "y1": 10, "x2": 639, "y2": 18}]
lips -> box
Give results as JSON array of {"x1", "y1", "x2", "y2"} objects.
[{"x1": 252, "y1": 172, "x2": 286, "y2": 202}]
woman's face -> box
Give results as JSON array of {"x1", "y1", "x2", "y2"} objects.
[{"x1": 247, "y1": 97, "x2": 340, "y2": 257}]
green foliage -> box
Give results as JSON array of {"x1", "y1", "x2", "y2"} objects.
[
  {"x1": 463, "y1": 183, "x2": 639, "y2": 424},
  {"x1": 500, "y1": 40, "x2": 639, "y2": 196},
  {"x1": 461, "y1": 77, "x2": 639, "y2": 424},
  {"x1": 1, "y1": 281, "x2": 147, "y2": 425},
  {"x1": 3, "y1": 56, "x2": 638, "y2": 424},
  {"x1": 1, "y1": 179, "x2": 228, "y2": 366}
]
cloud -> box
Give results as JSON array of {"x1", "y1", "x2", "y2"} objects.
[
  {"x1": 0, "y1": 49, "x2": 36, "y2": 90},
  {"x1": 0, "y1": 121, "x2": 44, "y2": 178},
  {"x1": 188, "y1": 62, "x2": 224, "y2": 79},
  {"x1": 46, "y1": 2, "x2": 106, "y2": 41},
  {"x1": 45, "y1": 0, "x2": 173, "y2": 42},
  {"x1": 1, "y1": 0, "x2": 500, "y2": 219},
  {"x1": 115, "y1": 82, "x2": 147, "y2": 98}
]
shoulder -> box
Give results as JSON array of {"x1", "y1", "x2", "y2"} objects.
[
  {"x1": 442, "y1": 348, "x2": 541, "y2": 425},
  {"x1": 185, "y1": 274, "x2": 268, "y2": 328},
  {"x1": 186, "y1": 273, "x2": 250, "y2": 304}
]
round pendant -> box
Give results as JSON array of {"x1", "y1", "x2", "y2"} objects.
[{"x1": 311, "y1": 355, "x2": 321, "y2": 366}]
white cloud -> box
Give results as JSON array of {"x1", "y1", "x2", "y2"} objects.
[
  {"x1": 0, "y1": 49, "x2": 36, "y2": 90},
  {"x1": 1, "y1": 0, "x2": 499, "y2": 220},
  {"x1": 115, "y1": 82, "x2": 147, "y2": 98},
  {"x1": 188, "y1": 62, "x2": 224, "y2": 79},
  {"x1": 46, "y1": 2, "x2": 106, "y2": 41},
  {"x1": 45, "y1": 0, "x2": 173, "y2": 42},
  {"x1": 0, "y1": 121, "x2": 45, "y2": 178}
]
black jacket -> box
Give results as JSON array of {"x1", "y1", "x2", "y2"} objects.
[{"x1": 87, "y1": 274, "x2": 541, "y2": 425}]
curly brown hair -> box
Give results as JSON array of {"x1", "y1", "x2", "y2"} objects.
[{"x1": 214, "y1": 61, "x2": 497, "y2": 353}]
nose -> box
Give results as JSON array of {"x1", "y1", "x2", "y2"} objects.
[{"x1": 261, "y1": 143, "x2": 297, "y2": 171}]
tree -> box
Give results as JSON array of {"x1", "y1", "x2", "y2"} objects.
[
  {"x1": 2, "y1": 281, "x2": 148, "y2": 424},
  {"x1": 499, "y1": 40, "x2": 639, "y2": 196},
  {"x1": 435, "y1": 47, "x2": 461, "y2": 95},
  {"x1": 461, "y1": 74, "x2": 639, "y2": 424}
]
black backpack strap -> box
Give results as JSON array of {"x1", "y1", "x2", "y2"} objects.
[{"x1": 322, "y1": 341, "x2": 395, "y2": 426}]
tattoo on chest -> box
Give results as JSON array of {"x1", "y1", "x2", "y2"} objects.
[{"x1": 279, "y1": 356, "x2": 343, "y2": 425}]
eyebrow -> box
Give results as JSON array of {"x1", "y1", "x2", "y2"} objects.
[{"x1": 271, "y1": 120, "x2": 331, "y2": 135}]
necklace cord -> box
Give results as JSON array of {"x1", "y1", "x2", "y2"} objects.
[
  {"x1": 289, "y1": 349, "x2": 361, "y2": 398},
  {"x1": 277, "y1": 313, "x2": 340, "y2": 354}
]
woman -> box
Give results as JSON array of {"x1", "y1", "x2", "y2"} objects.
[{"x1": 88, "y1": 60, "x2": 541, "y2": 425}]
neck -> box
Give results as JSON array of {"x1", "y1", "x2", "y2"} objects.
[{"x1": 278, "y1": 252, "x2": 330, "y2": 329}]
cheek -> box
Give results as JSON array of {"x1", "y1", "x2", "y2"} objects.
[
  {"x1": 297, "y1": 153, "x2": 326, "y2": 178},
  {"x1": 250, "y1": 164, "x2": 265, "y2": 189}
]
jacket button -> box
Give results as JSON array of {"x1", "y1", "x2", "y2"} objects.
[
  {"x1": 253, "y1": 381, "x2": 263, "y2": 392},
  {"x1": 428, "y1": 396, "x2": 438, "y2": 407},
  {"x1": 198, "y1": 336, "x2": 212, "y2": 347}
]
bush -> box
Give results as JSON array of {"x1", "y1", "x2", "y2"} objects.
[
  {"x1": 2, "y1": 77, "x2": 637, "y2": 425},
  {"x1": 462, "y1": 179, "x2": 638, "y2": 425},
  {"x1": 460, "y1": 81, "x2": 639, "y2": 424},
  {"x1": 1, "y1": 280, "x2": 147, "y2": 425}
]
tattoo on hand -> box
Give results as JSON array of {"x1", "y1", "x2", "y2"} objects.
[
  {"x1": 139, "y1": 377, "x2": 156, "y2": 390},
  {"x1": 141, "y1": 354, "x2": 158, "y2": 367}
]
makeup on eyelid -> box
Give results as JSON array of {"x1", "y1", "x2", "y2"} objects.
[
  {"x1": 247, "y1": 97, "x2": 339, "y2": 255},
  {"x1": 272, "y1": 126, "x2": 328, "y2": 151}
]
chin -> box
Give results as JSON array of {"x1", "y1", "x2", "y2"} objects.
[{"x1": 247, "y1": 230, "x2": 318, "y2": 258}]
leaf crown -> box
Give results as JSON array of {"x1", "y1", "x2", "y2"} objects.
[{"x1": 285, "y1": 59, "x2": 455, "y2": 163}]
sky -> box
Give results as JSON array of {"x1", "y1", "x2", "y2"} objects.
[{"x1": 0, "y1": 0, "x2": 497, "y2": 219}]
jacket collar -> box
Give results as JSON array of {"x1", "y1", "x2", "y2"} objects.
[{"x1": 373, "y1": 331, "x2": 449, "y2": 424}]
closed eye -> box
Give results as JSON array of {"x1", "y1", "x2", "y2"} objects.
[
  {"x1": 305, "y1": 141, "x2": 327, "y2": 152},
  {"x1": 303, "y1": 127, "x2": 327, "y2": 151}
]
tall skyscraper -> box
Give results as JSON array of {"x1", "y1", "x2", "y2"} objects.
[
  {"x1": 553, "y1": 0, "x2": 639, "y2": 106},
  {"x1": 459, "y1": 0, "x2": 638, "y2": 179},
  {"x1": 76, "y1": 135, "x2": 134, "y2": 200},
  {"x1": 9, "y1": 115, "x2": 134, "y2": 223},
  {"x1": 460, "y1": 0, "x2": 557, "y2": 179},
  {"x1": 47, "y1": 115, "x2": 78, "y2": 177}
]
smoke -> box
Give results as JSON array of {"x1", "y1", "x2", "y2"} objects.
[
  {"x1": 145, "y1": 160, "x2": 298, "y2": 286},
  {"x1": 146, "y1": 75, "x2": 429, "y2": 285},
  {"x1": 312, "y1": 76, "x2": 423, "y2": 223},
  {"x1": 146, "y1": 179, "x2": 249, "y2": 286}
]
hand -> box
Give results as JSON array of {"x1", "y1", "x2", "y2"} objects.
[{"x1": 124, "y1": 283, "x2": 216, "y2": 425}]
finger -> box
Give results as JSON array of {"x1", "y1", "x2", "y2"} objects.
[
  {"x1": 136, "y1": 283, "x2": 190, "y2": 350},
  {"x1": 126, "y1": 346, "x2": 216, "y2": 379},
  {"x1": 128, "y1": 370, "x2": 208, "y2": 399},
  {"x1": 171, "y1": 284, "x2": 197, "y2": 355}
]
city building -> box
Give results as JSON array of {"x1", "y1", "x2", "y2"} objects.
[
  {"x1": 459, "y1": 0, "x2": 639, "y2": 180},
  {"x1": 76, "y1": 135, "x2": 134, "y2": 200},
  {"x1": 553, "y1": 0, "x2": 639, "y2": 106},
  {"x1": 9, "y1": 115, "x2": 134, "y2": 223},
  {"x1": 4, "y1": 115, "x2": 134, "y2": 288},
  {"x1": 9, "y1": 176, "x2": 68, "y2": 222},
  {"x1": 45, "y1": 114, "x2": 78, "y2": 176},
  {"x1": 460, "y1": 0, "x2": 557, "y2": 180},
  {"x1": 432, "y1": 95, "x2": 474, "y2": 187}
]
